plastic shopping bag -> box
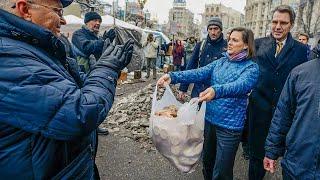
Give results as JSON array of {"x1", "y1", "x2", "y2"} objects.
[{"x1": 149, "y1": 85, "x2": 206, "y2": 173}]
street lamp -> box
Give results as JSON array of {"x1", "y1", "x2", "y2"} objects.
[{"x1": 124, "y1": 0, "x2": 128, "y2": 22}]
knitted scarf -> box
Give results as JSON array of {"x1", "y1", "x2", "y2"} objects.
[{"x1": 227, "y1": 50, "x2": 248, "y2": 62}]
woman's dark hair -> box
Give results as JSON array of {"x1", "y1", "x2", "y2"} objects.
[{"x1": 230, "y1": 27, "x2": 255, "y2": 59}]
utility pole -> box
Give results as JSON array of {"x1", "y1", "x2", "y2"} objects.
[
  {"x1": 113, "y1": 0, "x2": 116, "y2": 25},
  {"x1": 124, "y1": 0, "x2": 128, "y2": 22},
  {"x1": 172, "y1": 12, "x2": 175, "y2": 52}
]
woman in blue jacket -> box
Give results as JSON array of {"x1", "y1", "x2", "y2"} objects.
[{"x1": 157, "y1": 27, "x2": 259, "y2": 180}]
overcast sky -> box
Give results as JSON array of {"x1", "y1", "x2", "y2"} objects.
[{"x1": 102, "y1": 0, "x2": 246, "y2": 24}]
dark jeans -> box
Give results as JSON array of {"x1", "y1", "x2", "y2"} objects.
[
  {"x1": 160, "y1": 55, "x2": 165, "y2": 68},
  {"x1": 202, "y1": 121, "x2": 217, "y2": 180},
  {"x1": 212, "y1": 126, "x2": 242, "y2": 180},
  {"x1": 145, "y1": 58, "x2": 156, "y2": 78},
  {"x1": 202, "y1": 122, "x2": 242, "y2": 180},
  {"x1": 249, "y1": 157, "x2": 266, "y2": 180}
]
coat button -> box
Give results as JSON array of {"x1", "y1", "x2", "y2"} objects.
[
  {"x1": 273, "y1": 88, "x2": 277, "y2": 92},
  {"x1": 32, "y1": 39, "x2": 39, "y2": 44}
]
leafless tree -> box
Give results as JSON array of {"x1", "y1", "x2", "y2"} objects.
[
  {"x1": 297, "y1": 0, "x2": 315, "y2": 36},
  {"x1": 75, "y1": 0, "x2": 104, "y2": 14},
  {"x1": 314, "y1": 15, "x2": 320, "y2": 36}
]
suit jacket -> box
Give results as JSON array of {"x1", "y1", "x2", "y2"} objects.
[{"x1": 247, "y1": 33, "x2": 308, "y2": 159}]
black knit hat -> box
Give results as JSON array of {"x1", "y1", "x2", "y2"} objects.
[
  {"x1": 207, "y1": 17, "x2": 223, "y2": 30},
  {"x1": 84, "y1": 12, "x2": 102, "y2": 24}
]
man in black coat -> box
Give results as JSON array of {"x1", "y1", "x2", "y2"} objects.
[
  {"x1": 247, "y1": 5, "x2": 308, "y2": 180},
  {"x1": 72, "y1": 11, "x2": 116, "y2": 135},
  {"x1": 72, "y1": 11, "x2": 116, "y2": 73}
]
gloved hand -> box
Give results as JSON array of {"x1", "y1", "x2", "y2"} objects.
[
  {"x1": 102, "y1": 28, "x2": 116, "y2": 42},
  {"x1": 96, "y1": 39, "x2": 134, "y2": 73}
]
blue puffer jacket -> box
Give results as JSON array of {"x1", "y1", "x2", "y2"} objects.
[
  {"x1": 265, "y1": 59, "x2": 320, "y2": 179},
  {"x1": 170, "y1": 53, "x2": 259, "y2": 130},
  {"x1": 179, "y1": 35, "x2": 227, "y2": 97},
  {"x1": 0, "y1": 9, "x2": 118, "y2": 179}
]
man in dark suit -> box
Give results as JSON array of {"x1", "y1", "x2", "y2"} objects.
[{"x1": 247, "y1": 5, "x2": 308, "y2": 180}]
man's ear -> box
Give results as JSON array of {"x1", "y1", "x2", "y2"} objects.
[{"x1": 15, "y1": 0, "x2": 32, "y2": 21}]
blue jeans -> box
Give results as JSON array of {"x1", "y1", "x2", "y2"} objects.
[{"x1": 212, "y1": 126, "x2": 242, "y2": 180}]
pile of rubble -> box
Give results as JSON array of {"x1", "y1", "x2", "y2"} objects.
[{"x1": 101, "y1": 83, "x2": 190, "y2": 151}]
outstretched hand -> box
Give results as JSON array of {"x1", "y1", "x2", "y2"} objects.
[
  {"x1": 157, "y1": 74, "x2": 171, "y2": 87},
  {"x1": 102, "y1": 28, "x2": 116, "y2": 42},
  {"x1": 199, "y1": 87, "x2": 215, "y2": 102},
  {"x1": 96, "y1": 39, "x2": 134, "y2": 72}
]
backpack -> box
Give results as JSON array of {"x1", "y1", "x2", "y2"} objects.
[
  {"x1": 198, "y1": 39, "x2": 207, "y2": 67},
  {"x1": 72, "y1": 44, "x2": 92, "y2": 73}
]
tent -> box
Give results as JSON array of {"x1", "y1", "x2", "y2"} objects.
[
  {"x1": 62, "y1": 15, "x2": 168, "y2": 71},
  {"x1": 142, "y1": 29, "x2": 170, "y2": 44},
  {"x1": 101, "y1": 15, "x2": 142, "y2": 31},
  {"x1": 63, "y1": 14, "x2": 141, "y2": 31},
  {"x1": 64, "y1": 15, "x2": 84, "y2": 25}
]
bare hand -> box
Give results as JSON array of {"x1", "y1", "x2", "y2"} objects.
[
  {"x1": 199, "y1": 87, "x2": 215, "y2": 102},
  {"x1": 157, "y1": 74, "x2": 171, "y2": 87},
  {"x1": 177, "y1": 91, "x2": 187, "y2": 101},
  {"x1": 263, "y1": 157, "x2": 277, "y2": 173}
]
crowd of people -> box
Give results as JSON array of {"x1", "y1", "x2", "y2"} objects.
[
  {"x1": 0, "y1": 0, "x2": 319, "y2": 179},
  {"x1": 158, "y1": 4, "x2": 319, "y2": 180}
]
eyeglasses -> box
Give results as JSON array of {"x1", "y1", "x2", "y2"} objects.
[{"x1": 11, "y1": 1, "x2": 63, "y2": 18}]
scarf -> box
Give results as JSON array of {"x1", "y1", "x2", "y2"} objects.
[{"x1": 227, "y1": 50, "x2": 248, "y2": 62}]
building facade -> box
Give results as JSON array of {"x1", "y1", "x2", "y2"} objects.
[
  {"x1": 244, "y1": 0, "x2": 272, "y2": 38},
  {"x1": 168, "y1": 0, "x2": 195, "y2": 39},
  {"x1": 202, "y1": 3, "x2": 244, "y2": 37},
  {"x1": 245, "y1": 0, "x2": 320, "y2": 38}
]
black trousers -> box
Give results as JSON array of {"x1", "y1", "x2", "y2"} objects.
[{"x1": 249, "y1": 157, "x2": 266, "y2": 180}]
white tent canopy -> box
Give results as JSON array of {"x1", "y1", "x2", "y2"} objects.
[
  {"x1": 101, "y1": 15, "x2": 142, "y2": 31},
  {"x1": 63, "y1": 14, "x2": 142, "y2": 31},
  {"x1": 64, "y1": 15, "x2": 84, "y2": 25}
]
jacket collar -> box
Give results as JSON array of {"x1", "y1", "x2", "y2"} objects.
[
  {"x1": 260, "y1": 33, "x2": 295, "y2": 69},
  {"x1": 82, "y1": 25, "x2": 99, "y2": 37},
  {"x1": 274, "y1": 33, "x2": 295, "y2": 68},
  {"x1": 0, "y1": 9, "x2": 66, "y2": 61},
  {"x1": 207, "y1": 33, "x2": 224, "y2": 45}
]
